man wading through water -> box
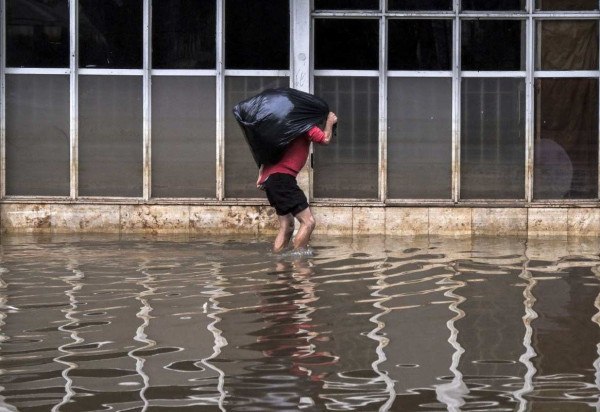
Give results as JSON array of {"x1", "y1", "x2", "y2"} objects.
[{"x1": 257, "y1": 112, "x2": 338, "y2": 253}]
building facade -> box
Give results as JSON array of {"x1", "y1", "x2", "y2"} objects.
[{"x1": 2, "y1": 0, "x2": 600, "y2": 236}]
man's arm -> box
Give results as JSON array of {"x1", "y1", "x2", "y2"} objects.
[
  {"x1": 308, "y1": 112, "x2": 338, "y2": 145},
  {"x1": 320, "y1": 112, "x2": 338, "y2": 145}
]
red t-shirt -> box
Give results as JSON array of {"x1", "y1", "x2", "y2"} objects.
[{"x1": 259, "y1": 126, "x2": 327, "y2": 184}]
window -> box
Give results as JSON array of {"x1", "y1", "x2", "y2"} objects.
[
  {"x1": 462, "y1": 0, "x2": 525, "y2": 10},
  {"x1": 536, "y1": 20, "x2": 599, "y2": 71},
  {"x1": 462, "y1": 20, "x2": 525, "y2": 71},
  {"x1": 313, "y1": 77, "x2": 379, "y2": 199},
  {"x1": 388, "y1": 20, "x2": 452, "y2": 71},
  {"x1": 6, "y1": 0, "x2": 69, "y2": 68},
  {"x1": 79, "y1": 76, "x2": 143, "y2": 197},
  {"x1": 225, "y1": 0, "x2": 289, "y2": 70},
  {"x1": 152, "y1": 0, "x2": 216, "y2": 69},
  {"x1": 79, "y1": 0, "x2": 143, "y2": 68},
  {"x1": 388, "y1": 0, "x2": 452, "y2": 10},
  {"x1": 315, "y1": 19, "x2": 379, "y2": 70},
  {"x1": 315, "y1": 0, "x2": 380, "y2": 9},
  {"x1": 152, "y1": 77, "x2": 216, "y2": 198},
  {"x1": 536, "y1": 0, "x2": 598, "y2": 11},
  {"x1": 388, "y1": 78, "x2": 452, "y2": 199},
  {"x1": 534, "y1": 79, "x2": 598, "y2": 199},
  {"x1": 461, "y1": 78, "x2": 526, "y2": 199},
  {"x1": 6, "y1": 75, "x2": 70, "y2": 195}
]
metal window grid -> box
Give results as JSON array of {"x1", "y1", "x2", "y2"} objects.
[{"x1": 0, "y1": 0, "x2": 599, "y2": 206}]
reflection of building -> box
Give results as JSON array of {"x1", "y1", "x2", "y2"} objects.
[
  {"x1": 1, "y1": 235, "x2": 600, "y2": 409},
  {"x1": 0, "y1": 241, "x2": 229, "y2": 410},
  {"x1": 2, "y1": 0, "x2": 600, "y2": 235}
]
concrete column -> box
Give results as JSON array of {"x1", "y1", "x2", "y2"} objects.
[{"x1": 291, "y1": 0, "x2": 312, "y2": 199}]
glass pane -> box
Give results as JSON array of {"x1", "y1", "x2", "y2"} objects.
[
  {"x1": 461, "y1": 78, "x2": 525, "y2": 199},
  {"x1": 315, "y1": 0, "x2": 380, "y2": 9},
  {"x1": 534, "y1": 79, "x2": 598, "y2": 199},
  {"x1": 79, "y1": 76, "x2": 143, "y2": 197},
  {"x1": 7, "y1": 0, "x2": 69, "y2": 68},
  {"x1": 152, "y1": 0, "x2": 216, "y2": 69},
  {"x1": 388, "y1": 78, "x2": 452, "y2": 199},
  {"x1": 462, "y1": 20, "x2": 525, "y2": 71},
  {"x1": 224, "y1": 77, "x2": 289, "y2": 198},
  {"x1": 79, "y1": 0, "x2": 142, "y2": 68},
  {"x1": 388, "y1": 20, "x2": 452, "y2": 70},
  {"x1": 462, "y1": 0, "x2": 525, "y2": 10},
  {"x1": 537, "y1": 21, "x2": 599, "y2": 71},
  {"x1": 152, "y1": 77, "x2": 216, "y2": 198},
  {"x1": 6, "y1": 75, "x2": 70, "y2": 195},
  {"x1": 225, "y1": 0, "x2": 289, "y2": 70},
  {"x1": 315, "y1": 19, "x2": 379, "y2": 70},
  {"x1": 388, "y1": 0, "x2": 452, "y2": 10},
  {"x1": 536, "y1": 0, "x2": 598, "y2": 10},
  {"x1": 314, "y1": 77, "x2": 379, "y2": 199}
]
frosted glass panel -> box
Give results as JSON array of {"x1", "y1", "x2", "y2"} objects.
[
  {"x1": 388, "y1": 78, "x2": 452, "y2": 199},
  {"x1": 79, "y1": 76, "x2": 143, "y2": 197},
  {"x1": 534, "y1": 78, "x2": 598, "y2": 199},
  {"x1": 313, "y1": 77, "x2": 379, "y2": 199},
  {"x1": 152, "y1": 77, "x2": 216, "y2": 198},
  {"x1": 461, "y1": 78, "x2": 525, "y2": 199},
  {"x1": 6, "y1": 75, "x2": 70, "y2": 196}
]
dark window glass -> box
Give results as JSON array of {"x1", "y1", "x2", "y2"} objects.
[
  {"x1": 315, "y1": 19, "x2": 379, "y2": 70},
  {"x1": 388, "y1": 20, "x2": 452, "y2": 70},
  {"x1": 534, "y1": 79, "x2": 598, "y2": 199},
  {"x1": 225, "y1": 77, "x2": 289, "y2": 198},
  {"x1": 461, "y1": 78, "x2": 525, "y2": 199},
  {"x1": 388, "y1": 78, "x2": 452, "y2": 199},
  {"x1": 537, "y1": 21, "x2": 598, "y2": 70},
  {"x1": 314, "y1": 77, "x2": 379, "y2": 199},
  {"x1": 315, "y1": 0, "x2": 379, "y2": 9},
  {"x1": 79, "y1": 0, "x2": 142, "y2": 68},
  {"x1": 7, "y1": 0, "x2": 69, "y2": 68},
  {"x1": 388, "y1": 0, "x2": 452, "y2": 10},
  {"x1": 152, "y1": 0, "x2": 216, "y2": 69},
  {"x1": 536, "y1": 0, "x2": 598, "y2": 10},
  {"x1": 462, "y1": 20, "x2": 524, "y2": 70},
  {"x1": 152, "y1": 77, "x2": 216, "y2": 198},
  {"x1": 79, "y1": 76, "x2": 143, "y2": 197},
  {"x1": 6, "y1": 75, "x2": 70, "y2": 195},
  {"x1": 225, "y1": 0, "x2": 289, "y2": 70},
  {"x1": 462, "y1": 0, "x2": 525, "y2": 10}
]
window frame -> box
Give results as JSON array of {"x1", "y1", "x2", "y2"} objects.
[{"x1": 0, "y1": 0, "x2": 599, "y2": 206}]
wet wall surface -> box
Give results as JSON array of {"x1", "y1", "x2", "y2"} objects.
[{"x1": 0, "y1": 234, "x2": 599, "y2": 411}]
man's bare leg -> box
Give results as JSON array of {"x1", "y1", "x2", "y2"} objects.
[
  {"x1": 273, "y1": 213, "x2": 294, "y2": 253},
  {"x1": 292, "y1": 207, "x2": 316, "y2": 250}
]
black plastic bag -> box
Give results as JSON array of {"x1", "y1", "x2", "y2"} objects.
[{"x1": 233, "y1": 87, "x2": 330, "y2": 167}]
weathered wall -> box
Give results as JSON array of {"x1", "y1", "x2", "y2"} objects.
[{"x1": 1, "y1": 203, "x2": 599, "y2": 237}]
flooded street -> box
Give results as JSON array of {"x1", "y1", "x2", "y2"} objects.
[{"x1": 0, "y1": 234, "x2": 599, "y2": 411}]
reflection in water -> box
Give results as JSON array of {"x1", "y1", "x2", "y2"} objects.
[
  {"x1": 513, "y1": 249, "x2": 538, "y2": 412},
  {"x1": 0, "y1": 235, "x2": 599, "y2": 411},
  {"x1": 53, "y1": 258, "x2": 84, "y2": 412},
  {"x1": 435, "y1": 261, "x2": 468, "y2": 412}
]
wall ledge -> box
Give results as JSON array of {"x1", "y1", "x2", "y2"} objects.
[{"x1": 1, "y1": 203, "x2": 599, "y2": 237}]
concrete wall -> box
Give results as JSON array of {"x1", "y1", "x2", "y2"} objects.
[{"x1": 1, "y1": 203, "x2": 599, "y2": 237}]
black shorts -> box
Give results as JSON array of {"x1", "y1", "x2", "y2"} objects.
[{"x1": 264, "y1": 173, "x2": 309, "y2": 216}]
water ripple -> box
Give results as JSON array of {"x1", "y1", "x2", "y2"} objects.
[{"x1": 0, "y1": 235, "x2": 598, "y2": 411}]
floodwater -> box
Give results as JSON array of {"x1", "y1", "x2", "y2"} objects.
[{"x1": 0, "y1": 234, "x2": 599, "y2": 412}]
